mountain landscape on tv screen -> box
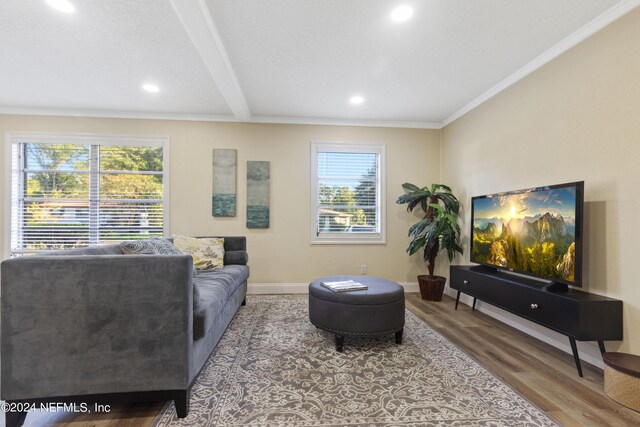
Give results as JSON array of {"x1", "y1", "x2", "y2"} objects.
[{"x1": 472, "y1": 187, "x2": 577, "y2": 282}]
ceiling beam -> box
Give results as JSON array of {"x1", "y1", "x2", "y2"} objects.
[
  {"x1": 251, "y1": 116, "x2": 441, "y2": 129},
  {"x1": 169, "y1": 0, "x2": 251, "y2": 121}
]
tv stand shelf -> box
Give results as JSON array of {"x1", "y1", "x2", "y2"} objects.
[{"x1": 450, "y1": 265, "x2": 623, "y2": 377}]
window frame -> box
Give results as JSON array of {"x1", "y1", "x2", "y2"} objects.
[
  {"x1": 310, "y1": 141, "x2": 386, "y2": 245},
  {"x1": 4, "y1": 132, "x2": 170, "y2": 256}
]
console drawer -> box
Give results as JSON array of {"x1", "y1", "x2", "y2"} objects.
[
  {"x1": 450, "y1": 267, "x2": 579, "y2": 336},
  {"x1": 450, "y1": 265, "x2": 623, "y2": 377}
]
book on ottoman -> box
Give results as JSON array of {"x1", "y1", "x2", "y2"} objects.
[{"x1": 321, "y1": 280, "x2": 368, "y2": 292}]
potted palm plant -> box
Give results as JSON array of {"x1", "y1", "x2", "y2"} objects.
[{"x1": 396, "y1": 183, "x2": 463, "y2": 301}]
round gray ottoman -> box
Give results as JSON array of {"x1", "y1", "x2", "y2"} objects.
[{"x1": 308, "y1": 276, "x2": 405, "y2": 352}]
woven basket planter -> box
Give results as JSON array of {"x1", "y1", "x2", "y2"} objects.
[{"x1": 603, "y1": 352, "x2": 640, "y2": 412}]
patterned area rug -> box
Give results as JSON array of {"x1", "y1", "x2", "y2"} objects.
[{"x1": 155, "y1": 295, "x2": 557, "y2": 426}]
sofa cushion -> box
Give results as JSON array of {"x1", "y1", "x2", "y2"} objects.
[
  {"x1": 173, "y1": 235, "x2": 225, "y2": 271},
  {"x1": 192, "y1": 265, "x2": 250, "y2": 340}
]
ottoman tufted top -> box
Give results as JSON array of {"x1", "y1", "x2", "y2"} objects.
[{"x1": 309, "y1": 275, "x2": 404, "y2": 305}]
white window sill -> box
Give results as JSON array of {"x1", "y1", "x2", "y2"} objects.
[{"x1": 311, "y1": 234, "x2": 386, "y2": 245}]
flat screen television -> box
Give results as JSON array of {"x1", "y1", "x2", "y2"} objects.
[{"x1": 470, "y1": 181, "x2": 584, "y2": 288}]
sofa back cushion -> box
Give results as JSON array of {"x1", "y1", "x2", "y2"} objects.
[{"x1": 42, "y1": 244, "x2": 123, "y2": 256}]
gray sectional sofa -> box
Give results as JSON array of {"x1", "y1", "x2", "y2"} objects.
[{"x1": 0, "y1": 236, "x2": 249, "y2": 427}]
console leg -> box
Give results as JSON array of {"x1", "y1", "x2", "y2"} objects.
[
  {"x1": 395, "y1": 329, "x2": 403, "y2": 345},
  {"x1": 472, "y1": 298, "x2": 477, "y2": 311},
  {"x1": 455, "y1": 291, "x2": 461, "y2": 310},
  {"x1": 241, "y1": 297, "x2": 246, "y2": 306},
  {"x1": 175, "y1": 389, "x2": 190, "y2": 418},
  {"x1": 569, "y1": 337, "x2": 583, "y2": 377},
  {"x1": 335, "y1": 334, "x2": 345, "y2": 352},
  {"x1": 598, "y1": 340, "x2": 606, "y2": 355},
  {"x1": 5, "y1": 408, "x2": 27, "y2": 427}
]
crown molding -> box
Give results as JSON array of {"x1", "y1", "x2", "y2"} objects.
[
  {"x1": 251, "y1": 115, "x2": 441, "y2": 129},
  {"x1": 168, "y1": 0, "x2": 251, "y2": 121},
  {"x1": 440, "y1": 0, "x2": 640, "y2": 128},
  {"x1": 0, "y1": 107, "x2": 238, "y2": 123},
  {"x1": 0, "y1": 107, "x2": 442, "y2": 129}
]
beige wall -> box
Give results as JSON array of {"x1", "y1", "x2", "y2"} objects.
[
  {"x1": 2, "y1": 7, "x2": 638, "y2": 356},
  {"x1": 441, "y1": 8, "x2": 640, "y2": 354},
  {"x1": 0, "y1": 116, "x2": 440, "y2": 283}
]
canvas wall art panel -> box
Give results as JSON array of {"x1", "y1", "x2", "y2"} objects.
[
  {"x1": 212, "y1": 149, "x2": 237, "y2": 217},
  {"x1": 247, "y1": 161, "x2": 270, "y2": 228}
]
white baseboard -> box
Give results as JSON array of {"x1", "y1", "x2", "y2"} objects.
[
  {"x1": 444, "y1": 288, "x2": 605, "y2": 370},
  {"x1": 247, "y1": 281, "x2": 419, "y2": 295}
]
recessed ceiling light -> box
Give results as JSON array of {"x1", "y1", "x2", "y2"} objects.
[
  {"x1": 45, "y1": 0, "x2": 75, "y2": 14},
  {"x1": 350, "y1": 96, "x2": 365, "y2": 105},
  {"x1": 390, "y1": 5, "x2": 413, "y2": 22},
  {"x1": 142, "y1": 83, "x2": 160, "y2": 93}
]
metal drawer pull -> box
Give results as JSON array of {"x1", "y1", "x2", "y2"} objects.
[
  {"x1": 463, "y1": 280, "x2": 469, "y2": 284},
  {"x1": 530, "y1": 303, "x2": 539, "y2": 310}
]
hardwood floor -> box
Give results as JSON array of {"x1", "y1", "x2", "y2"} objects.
[
  {"x1": 3, "y1": 293, "x2": 639, "y2": 426},
  {"x1": 406, "y1": 293, "x2": 640, "y2": 427},
  {"x1": 0, "y1": 401, "x2": 161, "y2": 427}
]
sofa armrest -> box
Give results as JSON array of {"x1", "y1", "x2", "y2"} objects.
[{"x1": 1, "y1": 255, "x2": 193, "y2": 401}]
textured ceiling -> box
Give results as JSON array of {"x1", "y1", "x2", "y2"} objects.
[
  {"x1": 208, "y1": 0, "x2": 620, "y2": 123},
  {"x1": 0, "y1": 0, "x2": 232, "y2": 116},
  {"x1": 0, "y1": 0, "x2": 635, "y2": 126}
]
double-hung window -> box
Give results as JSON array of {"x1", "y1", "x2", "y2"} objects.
[
  {"x1": 311, "y1": 142, "x2": 386, "y2": 244},
  {"x1": 6, "y1": 133, "x2": 168, "y2": 256}
]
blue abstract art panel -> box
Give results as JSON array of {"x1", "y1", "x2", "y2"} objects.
[
  {"x1": 212, "y1": 149, "x2": 237, "y2": 217},
  {"x1": 247, "y1": 161, "x2": 270, "y2": 228}
]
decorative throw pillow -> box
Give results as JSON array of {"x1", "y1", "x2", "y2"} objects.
[
  {"x1": 150, "y1": 237, "x2": 184, "y2": 255},
  {"x1": 149, "y1": 238, "x2": 198, "y2": 277},
  {"x1": 120, "y1": 239, "x2": 157, "y2": 254},
  {"x1": 173, "y1": 235, "x2": 225, "y2": 271},
  {"x1": 120, "y1": 238, "x2": 184, "y2": 255}
]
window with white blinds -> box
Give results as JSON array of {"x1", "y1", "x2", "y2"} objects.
[
  {"x1": 7, "y1": 133, "x2": 168, "y2": 255},
  {"x1": 311, "y1": 142, "x2": 386, "y2": 244}
]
